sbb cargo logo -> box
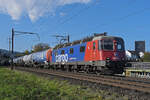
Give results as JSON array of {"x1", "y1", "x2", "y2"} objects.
[{"x1": 56, "y1": 54, "x2": 68, "y2": 63}]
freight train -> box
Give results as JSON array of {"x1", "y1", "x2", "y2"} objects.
[{"x1": 14, "y1": 33, "x2": 126, "y2": 75}]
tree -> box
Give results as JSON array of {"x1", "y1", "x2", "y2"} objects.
[
  {"x1": 24, "y1": 50, "x2": 30, "y2": 55},
  {"x1": 142, "y1": 52, "x2": 150, "y2": 62},
  {"x1": 32, "y1": 43, "x2": 50, "y2": 52}
]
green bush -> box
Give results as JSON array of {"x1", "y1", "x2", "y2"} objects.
[
  {"x1": 143, "y1": 52, "x2": 150, "y2": 62},
  {"x1": 0, "y1": 68, "x2": 128, "y2": 100}
]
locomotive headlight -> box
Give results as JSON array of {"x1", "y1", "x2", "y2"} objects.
[
  {"x1": 106, "y1": 58, "x2": 110, "y2": 60},
  {"x1": 106, "y1": 58, "x2": 110, "y2": 62},
  {"x1": 106, "y1": 58, "x2": 111, "y2": 67}
]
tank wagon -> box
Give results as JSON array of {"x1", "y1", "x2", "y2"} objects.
[
  {"x1": 14, "y1": 33, "x2": 126, "y2": 75},
  {"x1": 14, "y1": 49, "x2": 52, "y2": 67},
  {"x1": 14, "y1": 56, "x2": 24, "y2": 66}
]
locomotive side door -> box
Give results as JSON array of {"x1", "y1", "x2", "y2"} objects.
[
  {"x1": 84, "y1": 41, "x2": 99, "y2": 61},
  {"x1": 92, "y1": 41, "x2": 98, "y2": 61},
  {"x1": 84, "y1": 41, "x2": 93, "y2": 61},
  {"x1": 88, "y1": 42, "x2": 93, "y2": 61}
]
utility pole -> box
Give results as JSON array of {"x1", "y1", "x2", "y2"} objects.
[
  {"x1": 8, "y1": 37, "x2": 11, "y2": 52},
  {"x1": 11, "y1": 28, "x2": 14, "y2": 70},
  {"x1": 10, "y1": 28, "x2": 39, "y2": 70},
  {"x1": 67, "y1": 35, "x2": 70, "y2": 43}
]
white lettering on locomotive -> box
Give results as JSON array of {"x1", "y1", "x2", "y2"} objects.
[{"x1": 56, "y1": 54, "x2": 68, "y2": 63}]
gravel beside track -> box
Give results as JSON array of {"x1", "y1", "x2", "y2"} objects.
[{"x1": 15, "y1": 67, "x2": 150, "y2": 100}]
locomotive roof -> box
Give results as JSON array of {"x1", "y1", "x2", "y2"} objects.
[
  {"x1": 53, "y1": 33, "x2": 123, "y2": 49},
  {"x1": 92, "y1": 36, "x2": 123, "y2": 41}
]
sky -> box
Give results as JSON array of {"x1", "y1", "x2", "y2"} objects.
[{"x1": 0, "y1": 0, "x2": 150, "y2": 52}]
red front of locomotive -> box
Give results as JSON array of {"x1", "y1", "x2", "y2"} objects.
[
  {"x1": 100, "y1": 37, "x2": 125, "y2": 62},
  {"x1": 85, "y1": 36, "x2": 125, "y2": 74}
]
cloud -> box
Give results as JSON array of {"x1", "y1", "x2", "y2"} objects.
[{"x1": 0, "y1": 0, "x2": 91, "y2": 22}]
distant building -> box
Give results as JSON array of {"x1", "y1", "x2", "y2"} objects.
[{"x1": 135, "y1": 41, "x2": 145, "y2": 53}]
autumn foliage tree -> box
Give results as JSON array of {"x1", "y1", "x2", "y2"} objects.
[
  {"x1": 24, "y1": 50, "x2": 30, "y2": 55},
  {"x1": 32, "y1": 43, "x2": 50, "y2": 53}
]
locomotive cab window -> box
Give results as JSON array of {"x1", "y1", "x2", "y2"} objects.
[
  {"x1": 70, "y1": 48, "x2": 74, "y2": 54},
  {"x1": 80, "y1": 46, "x2": 85, "y2": 52},
  {"x1": 61, "y1": 50, "x2": 65, "y2": 54},
  {"x1": 102, "y1": 39, "x2": 113, "y2": 50}
]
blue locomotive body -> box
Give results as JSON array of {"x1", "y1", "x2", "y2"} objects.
[{"x1": 52, "y1": 43, "x2": 87, "y2": 63}]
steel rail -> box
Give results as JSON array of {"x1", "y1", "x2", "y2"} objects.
[{"x1": 16, "y1": 67, "x2": 150, "y2": 94}]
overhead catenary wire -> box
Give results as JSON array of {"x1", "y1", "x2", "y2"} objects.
[
  {"x1": 93, "y1": 7, "x2": 150, "y2": 30},
  {"x1": 14, "y1": 31, "x2": 40, "y2": 41}
]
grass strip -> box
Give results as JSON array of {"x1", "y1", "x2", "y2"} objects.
[{"x1": 0, "y1": 68, "x2": 128, "y2": 100}]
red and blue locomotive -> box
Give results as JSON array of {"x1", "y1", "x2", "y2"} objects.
[
  {"x1": 14, "y1": 33, "x2": 125, "y2": 75},
  {"x1": 47, "y1": 33, "x2": 125, "y2": 74}
]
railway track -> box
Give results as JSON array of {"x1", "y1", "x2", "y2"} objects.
[
  {"x1": 17, "y1": 68, "x2": 150, "y2": 93},
  {"x1": 15, "y1": 67, "x2": 150, "y2": 93}
]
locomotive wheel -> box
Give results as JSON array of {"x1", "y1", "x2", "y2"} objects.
[
  {"x1": 73, "y1": 69, "x2": 77, "y2": 73},
  {"x1": 96, "y1": 70, "x2": 101, "y2": 76},
  {"x1": 68, "y1": 66, "x2": 72, "y2": 72},
  {"x1": 85, "y1": 68, "x2": 90, "y2": 74}
]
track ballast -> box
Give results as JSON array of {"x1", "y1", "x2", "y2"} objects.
[{"x1": 15, "y1": 66, "x2": 150, "y2": 100}]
